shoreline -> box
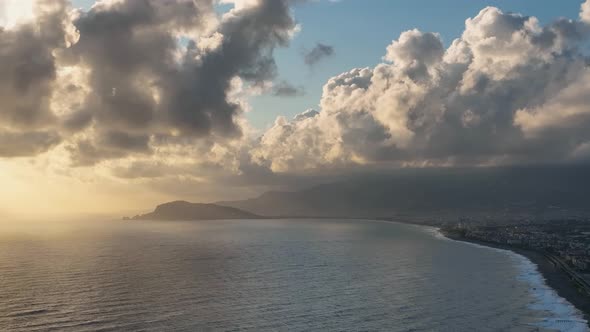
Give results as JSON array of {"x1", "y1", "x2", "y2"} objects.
[
  {"x1": 124, "y1": 217, "x2": 590, "y2": 328},
  {"x1": 442, "y1": 232, "x2": 590, "y2": 329}
]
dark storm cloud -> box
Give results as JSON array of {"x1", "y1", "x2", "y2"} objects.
[
  {"x1": 0, "y1": 0, "x2": 69, "y2": 126},
  {"x1": 0, "y1": 0, "x2": 72, "y2": 157},
  {"x1": 160, "y1": 0, "x2": 297, "y2": 135},
  {"x1": 0, "y1": 0, "x2": 300, "y2": 162},
  {"x1": 56, "y1": 0, "x2": 299, "y2": 164},
  {"x1": 303, "y1": 43, "x2": 334, "y2": 66},
  {"x1": 63, "y1": 0, "x2": 212, "y2": 132},
  {"x1": 67, "y1": 132, "x2": 152, "y2": 167},
  {"x1": 0, "y1": 131, "x2": 61, "y2": 157}
]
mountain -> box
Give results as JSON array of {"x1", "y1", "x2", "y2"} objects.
[
  {"x1": 219, "y1": 166, "x2": 590, "y2": 222},
  {"x1": 130, "y1": 201, "x2": 262, "y2": 221}
]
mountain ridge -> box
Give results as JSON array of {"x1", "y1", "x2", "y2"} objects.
[
  {"x1": 218, "y1": 166, "x2": 590, "y2": 222},
  {"x1": 130, "y1": 167, "x2": 590, "y2": 223}
]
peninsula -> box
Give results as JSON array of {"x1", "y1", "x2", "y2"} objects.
[{"x1": 127, "y1": 201, "x2": 262, "y2": 221}]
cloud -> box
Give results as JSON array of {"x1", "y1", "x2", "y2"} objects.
[
  {"x1": 0, "y1": 0, "x2": 300, "y2": 164},
  {"x1": 272, "y1": 80, "x2": 305, "y2": 97},
  {"x1": 253, "y1": 4, "x2": 590, "y2": 172},
  {"x1": 0, "y1": 130, "x2": 61, "y2": 157},
  {"x1": 2, "y1": 0, "x2": 590, "y2": 207},
  {"x1": 514, "y1": 71, "x2": 590, "y2": 136},
  {"x1": 384, "y1": 29, "x2": 444, "y2": 81},
  {"x1": 0, "y1": 0, "x2": 35, "y2": 28},
  {"x1": 303, "y1": 42, "x2": 334, "y2": 66},
  {"x1": 581, "y1": 0, "x2": 590, "y2": 24},
  {"x1": 293, "y1": 109, "x2": 319, "y2": 121},
  {"x1": 0, "y1": 0, "x2": 76, "y2": 157},
  {"x1": 62, "y1": 0, "x2": 300, "y2": 164}
]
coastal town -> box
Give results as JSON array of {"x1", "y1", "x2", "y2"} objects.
[{"x1": 441, "y1": 219, "x2": 590, "y2": 294}]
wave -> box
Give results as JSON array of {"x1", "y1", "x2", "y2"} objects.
[{"x1": 431, "y1": 228, "x2": 589, "y2": 332}]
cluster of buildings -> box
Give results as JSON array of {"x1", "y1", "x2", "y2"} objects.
[{"x1": 444, "y1": 219, "x2": 590, "y2": 272}]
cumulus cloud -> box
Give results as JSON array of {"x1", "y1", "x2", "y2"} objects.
[
  {"x1": 515, "y1": 71, "x2": 590, "y2": 136},
  {"x1": 0, "y1": 0, "x2": 77, "y2": 157},
  {"x1": 253, "y1": 4, "x2": 590, "y2": 172},
  {"x1": 3, "y1": 0, "x2": 590, "y2": 197},
  {"x1": 303, "y1": 42, "x2": 334, "y2": 66},
  {"x1": 581, "y1": 0, "x2": 590, "y2": 23},
  {"x1": 62, "y1": 0, "x2": 299, "y2": 164},
  {"x1": 384, "y1": 29, "x2": 444, "y2": 80},
  {"x1": 0, "y1": 0, "x2": 299, "y2": 164}
]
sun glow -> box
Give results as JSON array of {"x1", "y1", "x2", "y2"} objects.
[
  {"x1": 0, "y1": 160, "x2": 167, "y2": 221},
  {"x1": 0, "y1": 0, "x2": 35, "y2": 29}
]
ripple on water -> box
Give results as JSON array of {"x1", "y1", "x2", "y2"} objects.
[{"x1": 0, "y1": 219, "x2": 587, "y2": 331}]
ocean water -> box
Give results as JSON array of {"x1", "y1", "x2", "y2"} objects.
[{"x1": 0, "y1": 219, "x2": 587, "y2": 331}]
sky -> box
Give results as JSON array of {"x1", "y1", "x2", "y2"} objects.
[
  {"x1": 1, "y1": 0, "x2": 590, "y2": 219},
  {"x1": 69, "y1": 0, "x2": 586, "y2": 129}
]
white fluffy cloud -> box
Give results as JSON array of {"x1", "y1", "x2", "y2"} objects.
[
  {"x1": 581, "y1": 0, "x2": 590, "y2": 23},
  {"x1": 253, "y1": 3, "x2": 590, "y2": 172}
]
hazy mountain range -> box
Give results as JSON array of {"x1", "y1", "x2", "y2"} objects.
[
  {"x1": 219, "y1": 167, "x2": 590, "y2": 222},
  {"x1": 134, "y1": 167, "x2": 590, "y2": 223}
]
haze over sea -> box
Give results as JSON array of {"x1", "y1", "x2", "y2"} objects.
[{"x1": 0, "y1": 219, "x2": 587, "y2": 331}]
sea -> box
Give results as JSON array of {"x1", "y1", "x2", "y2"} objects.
[{"x1": 0, "y1": 218, "x2": 587, "y2": 331}]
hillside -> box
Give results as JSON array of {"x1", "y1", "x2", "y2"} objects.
[
  {"x1": 219, "y1": 166, "x2": 590, "y2": 222},
  {"x1": 130, "y1": 201, "x2": 262, "y2": 221}
]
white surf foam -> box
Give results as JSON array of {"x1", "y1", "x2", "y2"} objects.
[{"x1": 432, "y1": 228, "x2": 589, "y2": 332}]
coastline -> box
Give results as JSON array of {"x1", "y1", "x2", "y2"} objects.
[
  {"x1": 442, "y1": 232, "x2": 590, "y2": 329},
  {"x1": 127, "y1": 216, "x2": 590, "y2": 329}
]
